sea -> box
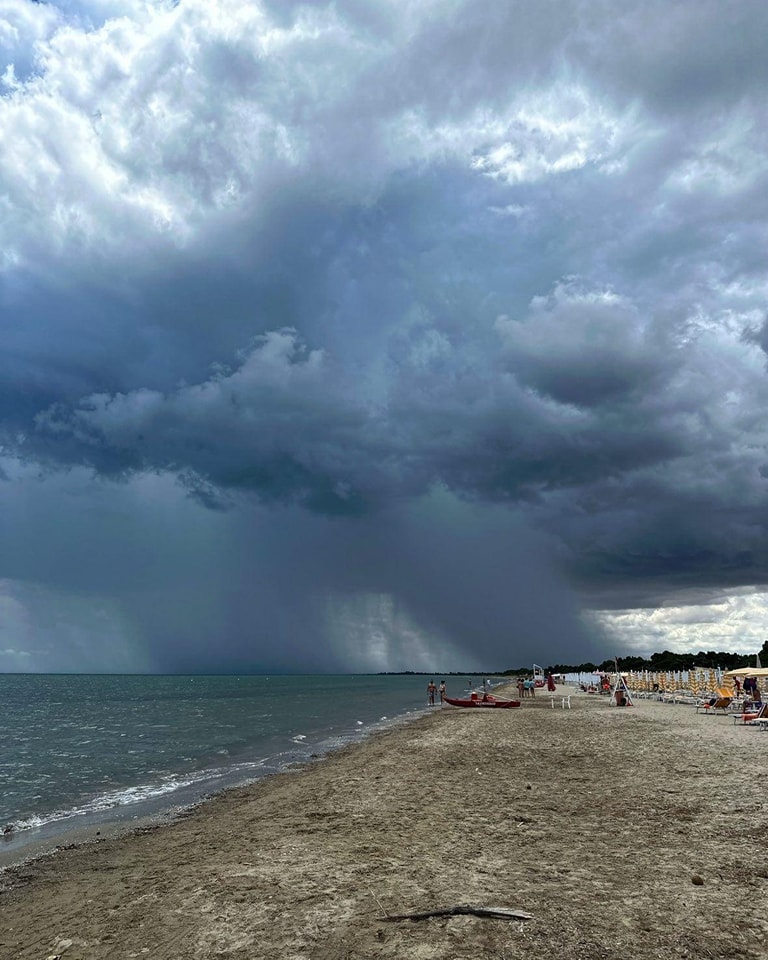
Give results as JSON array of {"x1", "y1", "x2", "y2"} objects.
[{"x1": 0, "y1": 673, "x2": 467, "y2": 862}]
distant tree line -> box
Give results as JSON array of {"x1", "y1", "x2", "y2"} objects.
[
  {"x1": 503, "y1": 640, "x2": 768, "y2": 676},
  {"x1": 378, "y1": 640, "x2": 768, "y2": 677}
]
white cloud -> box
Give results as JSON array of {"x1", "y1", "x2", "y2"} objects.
[
  {"x1": 591, "y1": 589, "x2": 768, "y2": 658},
  {"x1": 470, "y1": 86, "x2": 636, "y2": 183}
]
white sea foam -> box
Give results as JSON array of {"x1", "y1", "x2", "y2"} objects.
[{"x1": 8, "y1": 772, "x2": 218, "y2": 833}]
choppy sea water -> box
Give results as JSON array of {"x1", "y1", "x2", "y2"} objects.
[{"x1": 0, "y1": 673, "x2": 453, "y2": 858}]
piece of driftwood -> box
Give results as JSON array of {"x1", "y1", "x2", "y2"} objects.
[{"x1": 379, "y1": 905, "x2": 532, "y2": 922}]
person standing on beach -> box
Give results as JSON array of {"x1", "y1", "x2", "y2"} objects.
[
  {"x1": 546, "y1": 673, "x2": 556, "y2": 692},
  {"x1": 427, "y1": 680, "x2": 437, "y2": 705},
  {"x1": 517, "y1": 677, "x2": 525, "y2": 700},
  {"x1": 438, "y1": 680, "x2": 446, "y2": 703}
]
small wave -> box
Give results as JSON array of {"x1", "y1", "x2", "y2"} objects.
[{"x1": 7, "y1": 771, "x2": 219, "y2": 834}]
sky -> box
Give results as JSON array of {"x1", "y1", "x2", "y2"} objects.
[{"x1": 2, "y1": 0, "x2": 768, "y2": 673}]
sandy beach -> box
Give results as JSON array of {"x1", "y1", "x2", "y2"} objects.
[{"x1": 1, "y1": 687, "x2": 767, "y2": 960}]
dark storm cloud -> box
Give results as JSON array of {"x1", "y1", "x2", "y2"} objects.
[
  {"x1": 574, "y1": 0, "x2": 768, "y2": 113},
  {"x1": 2, "y1": 0, "x2": 768, "y2": 669}
]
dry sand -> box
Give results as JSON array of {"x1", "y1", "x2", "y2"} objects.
[{"x1": 1, "y1": 688, "x2": 767, "y2": 960}]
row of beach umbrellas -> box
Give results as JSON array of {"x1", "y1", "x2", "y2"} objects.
[
  {"x1": 621, "y1": 667, "x2": 768, "y2": 697},
  {"x1": 619, "y1": 669, "x2": 719, "y2": 695}
]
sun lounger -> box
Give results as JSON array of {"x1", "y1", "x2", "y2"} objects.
[
  {"x1": 696, "y1": 696, "x2": 732, "y2": 714},
  {"x1": 732, "y1": 703, "x2": 766, "y2": 725}
]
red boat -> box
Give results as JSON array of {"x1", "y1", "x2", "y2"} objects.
[{"x1": 443, "y1": 694, "x2": 521, "y2": 709}]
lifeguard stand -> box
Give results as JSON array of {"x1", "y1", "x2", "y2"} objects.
[{"x1": 611, "y1": 672, "x2": 633, "y2": 707}]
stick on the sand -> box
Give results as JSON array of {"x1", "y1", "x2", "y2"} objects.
[
  {"x1": 368, "y1": 887, "x2": 389, "y2": 918},
  {"x1": 379, "y1": 905, "x2": 533, "y2": 922}
]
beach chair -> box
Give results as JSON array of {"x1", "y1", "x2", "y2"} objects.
[
  {"x1": 696, "y1": 695, "x2": 732, "y2": 715},
  {"x1": 732, "y1": 703, "x2": 766, "y2": 725}
]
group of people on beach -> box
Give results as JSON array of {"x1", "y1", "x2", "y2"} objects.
[
  {"x1": 427, "y1": 679, "x2": 446, "y2": 705},
  {"x1": 515, "y1": 674, "x2": 557, "y2": 698}
]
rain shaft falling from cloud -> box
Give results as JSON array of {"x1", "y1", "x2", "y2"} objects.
[{"x1": 3, "y1": 0, "x2": 768, "y2": 670}]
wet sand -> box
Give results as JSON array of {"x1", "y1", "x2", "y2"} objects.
[{"x1": 1, "y1": 688, "x2": 767, "y2": 959}]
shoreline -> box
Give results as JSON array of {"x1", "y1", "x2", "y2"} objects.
[
  {"x1": 0, "y1": 677, "x2": 437, "y2": 870},
  {"x1": 0, "y1": 713, "x2": 432, "y2": 874},
  {"x1": 1, "y1": 687, "x2": 767, "y2": 959}
]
